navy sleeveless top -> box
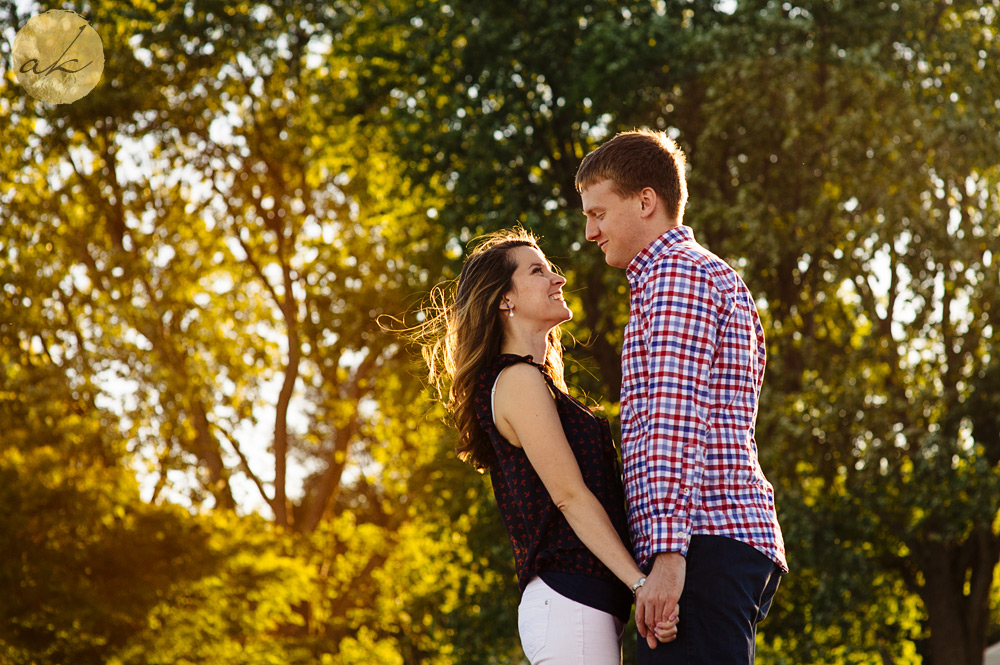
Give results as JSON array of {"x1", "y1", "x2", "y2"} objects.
[{"x1": 475, "y1": 353, "x2": 632, "y2": 621}]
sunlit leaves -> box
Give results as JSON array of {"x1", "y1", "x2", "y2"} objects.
[
  {"x1": 3, "y1": 0, "x2": 504, "y2": 662},
  {"x1": 344, "y1": 0, "x2": 1000, "y2": 662},
  {"x1": 4, "y1": 0, "x2": 1000, "y2": 662},
  {"x1": 108, "y1": 515, "x2": 315, "y2": 665}
]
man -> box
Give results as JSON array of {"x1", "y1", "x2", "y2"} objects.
[{"x1": 576, "y1": 129, "x2": 787, "y2": 664}]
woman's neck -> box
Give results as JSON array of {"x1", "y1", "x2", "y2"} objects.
[{"x1": 500, "y1": 328, "x2": 548, "y2": 364}]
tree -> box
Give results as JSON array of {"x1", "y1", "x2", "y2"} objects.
[
  {"x1": 338, "y1": 0, "x2": 688, "y2": 397},
  {"x1": 2, "y1": 0, "x2": 506, "y2": 661},
  {"x1": 5, "y1": 0, "x2": 999, "y2": 661},
  {"x1": 669, "y1": 2, "x2": 1000, "y2": 663},
  {"x1": 341, "y1": 0, "x2": 1000, "y2": 662}
]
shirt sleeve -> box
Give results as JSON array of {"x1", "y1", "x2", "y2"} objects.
[{"x1": 639, "y1": 255, "x2": 721, "y2": 557}]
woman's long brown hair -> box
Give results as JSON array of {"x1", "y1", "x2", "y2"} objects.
[{"x1": 417, "y1": 227, "x2": 567, "y2": 471}]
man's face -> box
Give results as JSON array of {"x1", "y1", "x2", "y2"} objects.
[{"x1": 581, "y1": 179, "x2": 646, "y2": 269}]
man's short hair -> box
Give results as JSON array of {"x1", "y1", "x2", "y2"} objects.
[{"x1": 575, "y1": 129, "x2": 688, "y2": 223}]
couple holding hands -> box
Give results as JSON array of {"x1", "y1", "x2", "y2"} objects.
[{"x1": 420, "y1": 130, "x2": 787, "y2": 664}]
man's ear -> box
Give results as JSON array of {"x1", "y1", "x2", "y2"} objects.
[{"x1": 639, "y1": 187, "x2": 657, "y2": 217}]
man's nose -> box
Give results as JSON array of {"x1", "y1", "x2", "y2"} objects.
[{"x1": 585, "y1": 217, "x2": 599, "y2": 242}]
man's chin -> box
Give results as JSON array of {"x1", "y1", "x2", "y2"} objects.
[{"x1": 606, "y1": 254, "x2": 628, "y2": 270}]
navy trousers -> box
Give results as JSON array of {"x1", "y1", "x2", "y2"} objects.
[{"x1": 636, "y1": 535, "x2": 782, "y2": 665}]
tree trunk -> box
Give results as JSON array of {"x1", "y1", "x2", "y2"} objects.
[
  {"x1": 273, "y1": 324, "x2": 301, "y2": 528},
  {"x1": 916, "y1": 532, "x2": 1000, "y2": 665}
]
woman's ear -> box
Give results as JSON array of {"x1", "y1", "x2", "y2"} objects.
[{"x1": 500, "y1": 294, "x2": 516, "y2": 317}]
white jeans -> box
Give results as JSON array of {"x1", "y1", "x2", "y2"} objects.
[{"x1": 517, "y1": 576, "x2": 625, "y2": 665}]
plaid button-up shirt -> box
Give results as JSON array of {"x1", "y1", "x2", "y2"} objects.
[{"x1": 621, "y1": 225, "x2": 787, "y2": 572}]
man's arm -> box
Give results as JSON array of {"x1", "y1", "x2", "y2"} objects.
[{"x1": 633, "y1": 256, "x2": 721, "y2": 639}]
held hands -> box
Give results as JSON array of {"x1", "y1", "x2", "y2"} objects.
[
  {"x1": 654, "y1": 603, "x2": 680, "y2": 643},
  {"x1": 634, "y1": 552, "x2": 686, "y2": 649},
  {"x1": 634, "y1": 592, "x2": 680, "y2": 647}
]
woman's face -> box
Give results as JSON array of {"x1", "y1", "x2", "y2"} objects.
[{"x1": 503, "y1": 246, "x2": 572, "y2": 326}]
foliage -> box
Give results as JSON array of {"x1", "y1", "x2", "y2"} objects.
[
  {"x1": 2, "y1": 0, "x2": 501, "y2": 662},
  {"x1": 342, "y1": 0, "x2": 1000, "y2": 663},
  {"x1": 2, "y1": 0, "x2": 1000, "y2": 663},
  {"x1": 109, "y1": 514, "x2": 316, "y2": 665},
  {"x1": 0, "y1": 338, "x2": 216, "y2": 663}
]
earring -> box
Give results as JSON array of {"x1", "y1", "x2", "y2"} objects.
[{"x1": 508, "y1": 305, "x2": 514, "y2": 318}]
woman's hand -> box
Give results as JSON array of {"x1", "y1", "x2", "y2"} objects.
[{"x1": 654, "y1": 603, "x2": 680, "y2": 643}]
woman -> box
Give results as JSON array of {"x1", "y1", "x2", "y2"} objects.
[{"x1": 419, "y1": 228, "x2": 678, "y2": 663}]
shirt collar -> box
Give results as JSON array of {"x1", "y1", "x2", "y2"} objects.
[{"x1": 626, "y1": 225, "x2": 693, "y2": 287}]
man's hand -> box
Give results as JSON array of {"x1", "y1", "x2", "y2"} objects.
[{"x1": 635, "y1": 552, "x2": 686, "y2": 649}]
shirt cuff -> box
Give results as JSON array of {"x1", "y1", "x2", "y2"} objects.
[{"x1": 649, "y1": 515, "x2": 692, "y2": 558}]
